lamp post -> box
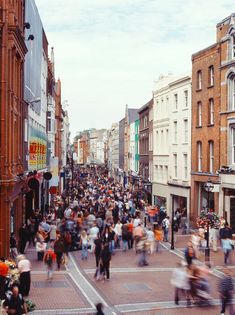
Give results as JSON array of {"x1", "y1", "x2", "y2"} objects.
[
  {"x1": 204, "y1": 178, "x2": 214, "y2": 266},
  {"x1": 171, "y1": 196, "x2": 175, "y2": 250}
]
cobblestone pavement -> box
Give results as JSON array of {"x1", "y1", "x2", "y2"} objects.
[{"x1": 25, "y1": 235, "x2": 235, "y2": 315}]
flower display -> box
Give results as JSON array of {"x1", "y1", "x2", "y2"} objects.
[{"x1": 196, "y1": 209, "x2": 220, "y2": 229}]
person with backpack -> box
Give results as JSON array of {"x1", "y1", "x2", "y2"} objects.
[
  {"x1": 43, "y1": 247, "x2": 56, "y2": 280},
  {"x1": 3, "y1": 284, "x2": 28, "y2": 315}
]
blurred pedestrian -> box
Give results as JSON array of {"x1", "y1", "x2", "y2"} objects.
[
  {"x1": 0, "y1": 257, "x2": 9, "y2": 301},
  {"x1": 43, "y1": 247, "x2": 56, "y2": 280},
  {"x1": 3, "y1": 284, "x2": 28, "y2": 315},
  {"x1": 54, "y1": 234, "x2": 65, "y2": 270},
  {"x1": 171, "y1": 261, "x2": 190, "y2": 306},
  {"x1": 95, "y1": 302, "x2": 105, "y2": 315},
  {"x1": 100, "y1": 242, "x2": 111, "y2": 282},
  {"x1": 80, "y1": 230, "x2": 89, "y2": 260},
  {"x1": 218, "y1": 267, "x2": 234, "y2": 315}
]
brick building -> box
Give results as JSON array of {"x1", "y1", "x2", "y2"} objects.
[
  {"x1": 217, "y1": 14, "x2": 235, "y2": 230},
  {"x1": 191, "y1": 13, "x2": 235, "y2": 225},
  {"x1": 0, "y1": 1, "x2": 28, "y2": 256}
]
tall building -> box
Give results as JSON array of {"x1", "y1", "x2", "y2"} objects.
[
  {"x1": 24, "y1": 0, "x2": 48, "y2": 216},
  {"x1": 0, "y1": 0, "x2": 28, "y2": 256},
  {"x1": 168, "y1": 75, "x2": 191, "y2": 217},
  {"x1": 191, "y1": 19, "x2": 221, "y2": 221}
]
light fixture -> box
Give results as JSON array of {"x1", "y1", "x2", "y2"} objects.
[
  {"x1": 27, "y1": 34, "x2": 34, "y2": 41},
  {"x1": 24, "y1": 22, "x2": 31, "y2": 29}
]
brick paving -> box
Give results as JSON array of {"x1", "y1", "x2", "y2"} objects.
[{"x1": 20, "y1": 235, "x2": 235, "y2": 315}]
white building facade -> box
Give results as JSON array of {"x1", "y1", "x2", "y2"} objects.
[
  {"x1": 168, "y1": 75, "x2": 191, "y2": 215},
  {"x1": 152, "y1": 74, "x2": 191, "y2": 215}
]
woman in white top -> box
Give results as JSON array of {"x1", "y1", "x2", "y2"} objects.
[
  {"x1": 80, "y1": 230, "x2": 89, "y2": 260},
  {"x1": 17, "y1": 255, "x2": 32, "y2": 297}
]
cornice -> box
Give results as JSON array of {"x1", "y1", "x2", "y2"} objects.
[{"x1": 8, "y1": 25, "x2": 28, "y2": 57}]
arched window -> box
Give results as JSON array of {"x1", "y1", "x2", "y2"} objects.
[
  {"x1": 231, "y1": 33, "x2": 235, "y2": 59},
  {"x1": 228, "y1": 72, "x2": 235, "y2": 110}
]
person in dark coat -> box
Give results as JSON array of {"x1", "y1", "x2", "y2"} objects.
[
  {"x1": 218, "y1": 267, "x2": 234, "y2": 315},
  {"x1": 19, "y1": 224, "x2": 29, "y2": 254},
  {"x1": 53, "y1": 235, "x2": 65, "y2": 270},
  {"x1": 100, "y1": 242, "x2": 111, "y2": 282},
  {"x1": 95, "y1": 302, "x2": 105, "y2": 315}
]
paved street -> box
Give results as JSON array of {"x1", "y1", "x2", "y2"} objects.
[{"x1": 24, "y1": 234, "x2": 235, "y2": 315}]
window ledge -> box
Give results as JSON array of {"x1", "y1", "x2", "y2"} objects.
[
  {"x1": 182, "y1": 107, "x2": 188, "y2": 111},
  {"x1": 182, "y1": 142, "x2": 188, "y2": 145},
  {"x1": 207, "y1": 84, "x2": 214, "y2": 89},
  {"x1": 207, "y1": 123, "x2": 214, "y2": 127},
  {"x1": 196, "y1": 125, "x2": 202, "y2": 128},
  {"x1": 196, "y1": 88, "x2": 202, "y2": 92},
  {"x1": 172, "y1": 110, "x2": 178, "y2": 113}
]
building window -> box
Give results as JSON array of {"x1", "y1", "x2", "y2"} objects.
[
  {"x1": 209, "y1": 141, "x2": 214, "y2": 173},
  {"x1": 174, "y1": 94, "x2": 178, "y2": 110},
  {"x1": 183, "y1": 154, "x2": 188, "y2": 180},
  {"x1": 184, "y1": 119, "x2": 188, "y2": 143},
  {"x1": 160, "y1": 165, "x2": 163, "y2": 181},
  {"x1": 184, "y1": 90, "x2": 188, "y2": 107},
  {"x1": 47, "y1": 111, "x2": 51, "y2": 132},
  {"x1": 174, "y1": 121, "x2": 177, "y2": 143},
  {"x1": 208, "y1": 66, "x2": 214, "y2": 86},
  {"x1": 209, "y1": 98, "x2": 214, "y2": 125},
  {"x1": 197, "y1": 70, "x2": 202, "y2": 90},
  {"x1": 228, "y1": 73, "x2": 235, "y2": 110},
  {"x1": 231, "y1": 34, "x2": 235, "y2": 59},
  {"x1": 173, "y1": 154, "x2": 177, "y2": 178},
  {"x1": 165, "y1": 165, "x2": 168, "y2": 181},
  {"x1": 197, "y1": 102, "x2": 202, "y2": 126},
  {"x1": 197, "y1": 141, "x2": 202, "y2": 171},
  {"x1": 231, "y1": 126, "x2": 235, "y2": 164}
]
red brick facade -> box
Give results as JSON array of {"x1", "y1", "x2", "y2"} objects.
[
  {"x1": 0, "y1": 1, "x2": 27, "y2": 256},
  {"x1": 191, "y1": 14, "x2": 235, "y2": 223}
]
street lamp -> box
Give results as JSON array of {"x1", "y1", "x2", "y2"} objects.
[{"x1": 204, "y1": 178, "x2": 214, "y2": 266}]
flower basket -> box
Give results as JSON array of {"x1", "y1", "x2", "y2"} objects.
[{"x1": 196, "y1": 210, "x2": 220, "y2": 229}]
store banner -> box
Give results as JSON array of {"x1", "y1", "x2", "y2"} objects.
[
  {"x1": 29, "y1": 137, "x2": 47, "y2": 170},
  {"x1": 49, "y1": 157, "x2": 59, "y2": 187}
]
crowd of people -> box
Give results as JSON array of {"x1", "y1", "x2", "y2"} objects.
[{"x1": 0, "y1": 164, "x2": 235, "y2": 315}]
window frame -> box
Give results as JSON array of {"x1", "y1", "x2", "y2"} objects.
[
  {"x1": 209, "y1": 140, "x2": 214, "y2": 173},
  {"x1": 228, "y1": 73, "x2": 235, "y2": 111},
  {"x1": 197, "y1": 141, "x2": 202, "y2": 172},
  {"x1": 197, "y1": 102, "x2": 202, "y2": 127},
  {"x1": 209, "y1": 98, "x2": 214, "y2": 125},
  {"x1": 208, "y1": 66, "x2": 214, "y2": 87},
  {"x1": 197, "y1": 70, "x2": 202, "y2": 90},
  {"x1": 173, "y1": 153, "x2": 177, "y2": 178}
]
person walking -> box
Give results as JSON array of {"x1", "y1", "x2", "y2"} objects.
[
  {"x1": 43, "y1": 247, "x2": 56, "y2": 280},
  {"x1": 17, "y1": 254, "x2": 31, "y2": 297},
  {"x1": 80, "y1": 230, "x2": 89, "y2": 260},
  {"x1": 54, "y1": 234, "x2": 65, "y2": 270},
  {"x1": 100, "y1": 242, "x2": 111, "y2": 282},
  {"x1": 19, "y1": 224, "x2": 29, "y2": 254},
  {"x1": 218, "y1": 267, "x2": 234, "y2": 315},
  {"x1": 162, "y1": 216, "x2": 170, "y2": 242},
  {"x1": 94, "y1": 233, "x2": 102, "y2": 279}
]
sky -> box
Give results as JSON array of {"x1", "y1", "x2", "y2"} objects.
[{"x1": 35, "y1": 0, "x2": 235, "y2": 139}]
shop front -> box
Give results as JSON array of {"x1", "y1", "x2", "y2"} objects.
[{"x1": 219, "y1": 173, "x2": 235, "y2": 233}]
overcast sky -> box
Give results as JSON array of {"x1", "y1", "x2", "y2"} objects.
[{"x1": 35, "y1": 0, "x2": 234, "y2": 139}]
